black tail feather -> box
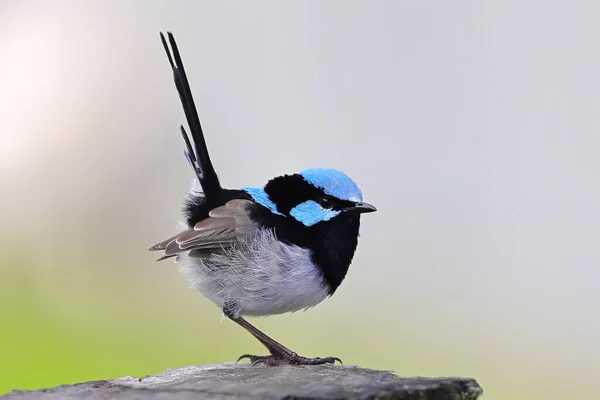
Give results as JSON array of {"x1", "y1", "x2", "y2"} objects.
[{"x1": 160, "y1": 31, "x2": 222, "y2": 200}]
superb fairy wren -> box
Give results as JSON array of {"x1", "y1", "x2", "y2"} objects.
[{"x1": 151, "y1": 32, "x2": 376, "y2": 366}]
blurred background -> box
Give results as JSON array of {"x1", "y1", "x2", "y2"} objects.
[{"x1": 1, "y1": 1, "x2": 599, "y2": 399}]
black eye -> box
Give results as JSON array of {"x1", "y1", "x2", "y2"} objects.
[{"x1": 318, "y1": 197, "x2": 333, "y2": 208}]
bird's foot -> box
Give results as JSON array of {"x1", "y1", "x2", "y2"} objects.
[{"x1": 236, "y1": 352, "x2": 341, "y2": 366}]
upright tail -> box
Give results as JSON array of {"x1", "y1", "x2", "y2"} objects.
[{"x1": 160, "y1": 31, "x2": 222, "y2": 200}]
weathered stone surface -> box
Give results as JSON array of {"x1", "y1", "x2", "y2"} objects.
[{"x1": 3, "y1": 363, "x2": 483, "y2": 400}]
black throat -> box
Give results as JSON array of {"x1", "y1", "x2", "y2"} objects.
[{"x1": 248, "y1": 203, "x2": 361, "y2": 294}]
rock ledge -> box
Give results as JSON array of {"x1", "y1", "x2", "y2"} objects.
[{"x1": 3, "y1": 363, "x2": 483, "y2": 400}]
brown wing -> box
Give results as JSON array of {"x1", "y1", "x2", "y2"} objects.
[{"x1": 149, "y1": 199, "x2": 255, "y2": 260}]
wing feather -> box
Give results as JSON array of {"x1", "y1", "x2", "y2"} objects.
[{"x1": 149, "y1": 199, "x2": 255, "y2": 260}]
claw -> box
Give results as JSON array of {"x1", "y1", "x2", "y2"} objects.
[
  {"x1": 236, "y1": 354, "x2": 253, "y2": 363},
  {"x1": 234, "y1": 353, "x2": 342, "y2": 366}
]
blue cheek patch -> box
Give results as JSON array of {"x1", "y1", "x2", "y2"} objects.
[
  {"x1": 300, "y1": 168, "x2": 363, "y2": 202},
  {"x1": 290, "y1": 200, "x2": 340, "y2": 227},
  {"x1": 242, "y1": 186, "x2": 285, "y2": 216}
]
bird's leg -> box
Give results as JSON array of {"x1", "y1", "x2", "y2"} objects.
[
  {"x1": 224, "y1": 310, "x2": 341, "y2": 366},
  {"x1": 231, "y1": 316, "x2": 341, "y2": 366}
]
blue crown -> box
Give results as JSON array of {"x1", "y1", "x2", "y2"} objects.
[{"x1": 300, "y1": 168, "x2": 363, "y2": 202}]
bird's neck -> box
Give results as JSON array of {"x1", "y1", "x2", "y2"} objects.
[{"x1": 309, "y1": 215, "x2": 360, "y2": 294}]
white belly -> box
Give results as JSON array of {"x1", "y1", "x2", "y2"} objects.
[{"x1": 175, "y1": 229, "x2": 330, "y2": 317}]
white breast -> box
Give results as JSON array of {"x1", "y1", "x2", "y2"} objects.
[{"x1": 175, "y1": 229, "x2": 331, "y2": 317}]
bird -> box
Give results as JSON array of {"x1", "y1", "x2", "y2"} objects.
[{"x1": 150, "y1": 32, "x2": 377, "y2": 366}]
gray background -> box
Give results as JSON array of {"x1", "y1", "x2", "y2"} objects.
[{"x1": 1, "y1": 1, "x2": 598, "y2": 399}]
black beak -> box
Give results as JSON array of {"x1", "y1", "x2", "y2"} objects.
[{"x1": 346, "y1": 202, "x2": 377, "y2": 214}]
